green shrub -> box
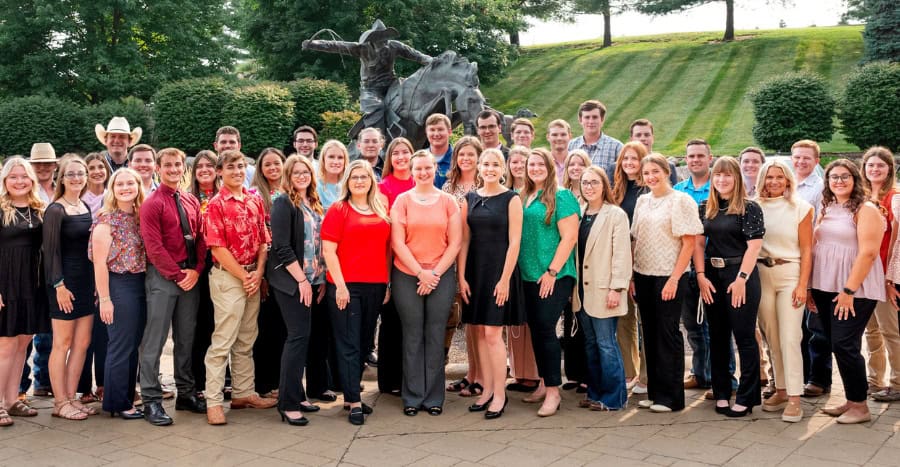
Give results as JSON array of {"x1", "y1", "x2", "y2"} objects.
[
  {"x1": 80, "y1": 97, "x2": 153, "y2": 151},
  {"x1": 284, "y1": 79, "x2": 352, "y2": 131},
  {"x1": 0, "y1": 96, "x2": 84, "y2": 156},
  {"x1": 750, "y1": 72, "x2": 835, "y2": 152},
  {"x1": 839, "y1": 62, "x2": 900, "y2": 151},
  {"x1": 153, "y1": 78, "x2": 234, "y2": 155},
  {"x1": 319, "y1": 110, "x2": 361, "y2": 145},
  {"x1": 221, "y1": 83, "x2": 295, "y2": 158}
]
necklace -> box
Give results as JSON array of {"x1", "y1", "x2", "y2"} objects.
[
  {"x1": 15, "y1": 207, "x2": 33, "y2": 228},
  {"x1": 414, "y1": 191, "x2": 435, "y2": 202},
  {"x1": 61, "y1": 196, "x2": 81, "y2": 208},
  {"x1": 648, "y1": 192, "x2": 668, "y2": 210},
  {"x1": 350, "y1": 201, "x2": 371, "y2": 212}
]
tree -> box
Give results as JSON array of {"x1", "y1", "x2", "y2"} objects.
[
  {"x1": 572, "y1": 0, "x2": 629, "y2": 47},
  {"x1": 838, "y1": 62, "x2": 900, "y2": 150},
  {"x1": 749, "y1": 72, "x2": 835, "y2": 152},
  {"x1": 636, "y1": 0, "x2": 736, "y2": 41},
  {"x1": 0, "y1": 1, "x2": 236, "y2": 104},
  {"x1": 858, "y1": 0, "x2": 899, "y2": 63},
  {"x1": 238, "y1": 0, "x2": 523, "y2": 89},
  {"x1": 509, "y1": 0, "x2": 574, "y2": 46}
]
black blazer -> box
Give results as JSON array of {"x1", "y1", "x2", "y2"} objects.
[{"x1": 266, "y1": 195, "x2": 307, "y2": 295}]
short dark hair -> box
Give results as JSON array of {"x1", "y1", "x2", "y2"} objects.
[
  {"x1": 216, "y1": 126, "x2": 241, "y2": 143},
  {"x1": 476, "y1": 109, "x2": 501, "y2": 126},
  {"x1": 217, "y1": 149, "x2": 245, "y2": 169},
  {"x1": 128, "y1": 144, "x2": 156, "y2": 162},
  {"x1": 686, "y1": 138, "x2": 711, "y2": 153},
  {"x1": 292, "y1": 125, "x2": 318, "y2": 142},
  {"x1": 629, "y1": 118, "x2": 653, "y2": 136},
  {"x1": 578, "y1": 100, "x2": 607, "y2": 119}
]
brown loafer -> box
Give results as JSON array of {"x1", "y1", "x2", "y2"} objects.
[
  {"x1": 821, "y1": 403, "x2": 850, "y2": 417},
  {"x1": 802, "y1": 383, "x2": 829, "y2": 397},
  {"x1": 683, "y1": 376, "x2": 700, "y2": 389},
  {"x1": 207, "y1": 405, "x2": 227, "y2": 425},
  {"x1": 230, "y1": 394, "x2": 278, "y2": 409}
]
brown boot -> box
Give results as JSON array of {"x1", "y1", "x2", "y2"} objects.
[
  {"x1": 207, "y1": 405, "x2": 227, "y2": 425},
  {"x1": 230, "y1": 394, "x2": 278, "y2": 409}
]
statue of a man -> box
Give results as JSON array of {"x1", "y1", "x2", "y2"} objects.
[{"x1": 302, "y1": 20, "x2": 433, "y2": 136}]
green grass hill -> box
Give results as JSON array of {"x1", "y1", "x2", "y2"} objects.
[{"x1": 482, "y1": 26, "x2": 864, "y2": 156}]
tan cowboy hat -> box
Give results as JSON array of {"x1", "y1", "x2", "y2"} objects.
[
  {"x1": 358, "y1": 20, "x2": 398, "y2": 44},
  {"x1": 29, "y1": 143, "x2": 58, "y2": 163},
  {"x1": 94, "y1": 116, "x2": 142, "y2": 147}
]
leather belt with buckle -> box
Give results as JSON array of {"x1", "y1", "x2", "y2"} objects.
[
  {"x1": 708, "y1": 256, "x2": 743, "y2": 268},
  {"x1": 757, "y1": 257, "x2": 789, "y2": 267},
  {"x1": 214, "y1": 262, "x2": 257, "y2": 272}
]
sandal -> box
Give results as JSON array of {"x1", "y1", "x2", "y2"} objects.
[
  {"x1": 7, "y1": 400, "x2": 38, "y2": 417},
  {"x1": 446, "y1": 377, "x2": 470, "y2": 392},
  {"x1": 79, "y1": 392, "x2": 99, "y2": 404},
  {"x1": 0, "y1": 409, "x2": 13, "y2": 426},
  {"x1": 70, "y1": 399, "x2": 99, "y2": 416},
  {"x1": 52, "y1": 400, "x2": 88, "y2": 421},
  {"x1": 459, "y1": 382, "x2": 483, "y2": 398},
  {"x1": 95, "y1": 386, "x2": 104, "y2": 401},
  {"x1": 426, "y1": 406, "x2": 443, "y2": 416}
]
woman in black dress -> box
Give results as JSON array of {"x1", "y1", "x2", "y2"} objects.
[
  {"x1": 458, "y1": 148, "x2": 524, "y2": 419},
  {"x1": 0, "y1": 157, "x2": 50, "y2": 427},
  {"x1": 44, "y1": 156, "x2": 97, "y2": 420}
]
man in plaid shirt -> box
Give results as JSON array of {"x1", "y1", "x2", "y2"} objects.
[{"x1": 567, "y1": 100, "x2": 623, "y2": 178}]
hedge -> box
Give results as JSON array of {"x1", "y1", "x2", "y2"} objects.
[
  {"x1": 221, "y1": 83, "x2": 295, "y2": 158},
  {"x1": 152, "y1": 78, "x2": 233, "y2": 155},
  {"x1": 319, "y1": 110, "x2": 361, "y2": 145},
  {"x1": 0, "y1": 96, "x2": 84, "y2": 156},
  {"x1": 79, "y1": 96, "x2": 153, "y2": 151},
  {"x1": 839, "y1": 62, "x2": 900, "y2": 151},
  {"x1": 284, "y1": 79, "x2": 352, "y2": 132},
  {"x1": 750, "y1": 72, "x2": 835, "y2": 152}
]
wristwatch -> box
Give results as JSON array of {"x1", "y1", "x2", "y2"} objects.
[
  {"x1": 737, "y1": 271, "x2": 748, "y2": 280},
  {"x1": 843, "y1": 287, "x2": 856, "y2": 296},
  {"x1": 547, "y1": 268, "x2": 558, "y2": 277}
]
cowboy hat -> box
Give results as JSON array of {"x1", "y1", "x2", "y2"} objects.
[
  {"x1": 358, "y1": 20, "x2": 399, "y2": 44},
  {"x1": 95, "y1": 116, "x2": 142, "y2": 147},
  {"x1": 29, "y1": 143, "x2": 58, "y2": 163}
]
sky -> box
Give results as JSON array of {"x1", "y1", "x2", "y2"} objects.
[{"x1": 520, "y1": 0, "x2": 854, "y2": 46}]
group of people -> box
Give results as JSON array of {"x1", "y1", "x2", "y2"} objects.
[{"x1": 0, "y1": 99, "x2": 896, "y2": 430}]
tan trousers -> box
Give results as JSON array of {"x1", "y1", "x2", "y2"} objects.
[
  {"x1": 865, "y1": 300, "x2": 900, "y2": 390},
  {"x1": 617, "y1": 296, "x2": 642, "y2": 380},
  {"x1": 205, "y1": 267, "x2": 261, "y2": 407},
  {"x1": 757, "y1": 263, "x2": 804, "y2": 396}
]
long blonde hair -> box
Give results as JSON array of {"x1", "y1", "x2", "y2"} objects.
[
  {"x1": 561, "y1": 149, "x2": 592, "y2": 198},
  {"x1": 523, "y1": 148, "x2": 559, "y2": 225},
  {"x1": 282, "y1": 155, "x2": 323, "y2": 216},
  {"x1": 52, "y1": 156, "x2": 89, "y2": 202},
  {"x1": 0, "y1": 156, "x2": 45, "y2": 226},
  {"x1": 612, "y1": 142, "x2": 648, "y2": 205},
  {"x1": 706, "y1": 157, "x2": 748, "y2": 220},
  {"x1": 338, "y1": 160, "x2": 390, "y2": 223},
  {"x1": 99, "y1": 168, "x2": 145, "y2": 223},
  {"x1": 317, "y1": 140, "x2": 349, "y2": 183}
]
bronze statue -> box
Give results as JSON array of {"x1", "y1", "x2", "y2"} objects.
[{"x1": 302, "y1": 20, "x2": 487, "y2": 152}]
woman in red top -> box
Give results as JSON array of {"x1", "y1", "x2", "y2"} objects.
[
  {"x1": 321, "y1": 160, "x2": 391, "y2": 426},
  {"x1": 860, "y1": 146, "x2": 900, "y2": 400},
  {"x1": 379, "y1": 137, "x2": 415, "y2": 209}
]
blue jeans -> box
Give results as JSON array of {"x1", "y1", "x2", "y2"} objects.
[
  {"x1": 804, "y1": 308, "x2": 832, "y2": 388},
  {"x1": 19, "y1": 333, "x2": 52, "y2": 393},
  {"x1": 578, "y1": 312, "x2": 627, "y2": 409}
]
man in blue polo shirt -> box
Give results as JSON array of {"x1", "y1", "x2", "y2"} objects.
[{"x1": 425, "y1": 113, "x2": 453, "y2": 188}]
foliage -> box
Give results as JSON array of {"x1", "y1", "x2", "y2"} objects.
[
  {"x1": 319, "y1": 110, "x2": 362, "y2": 144},
  {"x1": 838, "y1": 61, "x2": 900, "y2": 150},
  {"x1": 79, "y1": 97, "x2": 153, "y2": 151},
  {"x1": 572, "y1": 1, "x2": 630, "y2": 47},
  {"x1": 861, "y1": 0, "x2": 900, "y2": 63},
  {"x1": 152, "y1": 78, "x2": 235, "y2": 156},
  {"x1": 635, "y1": 0, "x2": 736, "y2": 41},
  {"x1": 0, "y1": 0, "x2": 236, "y2": 104},
  {"x1": 284, "y1": 79, "x2": 353, "y2": 131},
  {"x1": 0, "y1": 96, "x2": 84, "y2": 156},
  {"x1": 750, "y1": 71, "x2": 835, "y2": 152},
  {"x1": 221, "y1": 84, "x2": 296, "y2": 159},
  {"x1": 237, "y1": 0, "x2": 522, "y2": 90}
]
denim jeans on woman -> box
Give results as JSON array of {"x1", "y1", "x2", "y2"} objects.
[{"x1": 577, "y1": 312, "x2": 627, "y2": 409}]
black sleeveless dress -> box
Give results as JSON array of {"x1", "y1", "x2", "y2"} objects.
[
  {"x1": 44, "y1": 202, "x2": 96, "y2": 320},
  {"x1": 461, "y1": 190, "x2": 525, "y2": 326},
  {"x1": 0, "y1": 207, "x2": 50, "y2": 336}
]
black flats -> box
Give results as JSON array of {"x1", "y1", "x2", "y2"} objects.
[
  {"x1": 348, "y1": 407, "x2": 365, "y2": 425},
  {"x1": 343, "y1": 402, "x2": 373, "y2": 414},
  {"x1": 725, "y1": 406, "x2": 753, "y2": 418}
]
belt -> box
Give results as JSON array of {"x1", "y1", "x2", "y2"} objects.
[
  {"x1": 213, "y1": 262, "x2": 257, "y2": 272},
  {"x1": 707, "y1": 256, "x2": 743, "y2": 268},
  {"x1": 757, "y1": 257, "x2": 790, "y2": 268}
]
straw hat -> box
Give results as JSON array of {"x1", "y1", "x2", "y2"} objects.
[
  {"x1": 94, "y1": 117, "x2": 142, "y2": 147},
  {"x1": 29, "y1": 143, "x2": 58, "y2": 163}
]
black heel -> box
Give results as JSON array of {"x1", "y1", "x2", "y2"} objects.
[
  {"x1": 469, "y1": 395, "x2": 494, "y2": 412},
  {"x1": 277, "y1": 408, "x2": 309, "y2": 426},
  {"x1": 485, "y1": 395, "x2": 508, "y2": 419}
]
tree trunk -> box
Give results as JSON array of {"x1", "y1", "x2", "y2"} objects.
[
  {"x1": 509, "y1": 29, "x2": 520, "y2": 47},
  {"x1": 724, "y1": 0, "x2": 735, "y2": 41},
  {"x1": 603, "y1": 9, "x2": 612, "y2": 47}
]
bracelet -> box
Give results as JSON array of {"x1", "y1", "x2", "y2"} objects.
[
  {"x1": 99, "y1": 296, "x2": 111, "y2": 303},
  {"x1": 297, "y1": 278, "x2": 308, "y2": 284},
  {"x1": 432, "y1": 270, "x2": 440, "y2": 277},
  {"x1": 696, "y1": 271, "x2": 705, "y2": 275}
]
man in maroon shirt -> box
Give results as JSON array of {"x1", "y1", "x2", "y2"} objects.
[{"x1": 138, "y1": 148, "x2": 208, "y2": 426}]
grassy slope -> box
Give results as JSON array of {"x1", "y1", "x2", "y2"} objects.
[{"x1": 482, "y1": 26, "x2": 864, "y2": 155}]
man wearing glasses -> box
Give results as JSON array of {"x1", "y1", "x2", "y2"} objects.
[
  {"x1": 476, "y1": 110, "x2": 509, "y2": 159},
  {"x1": 292, "y1": 126, "x2": 319, "y2": 164}
]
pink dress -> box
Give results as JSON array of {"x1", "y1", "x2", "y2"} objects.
[{"x1": 811, "y1": 203, "x2": 885, "y2": 301}]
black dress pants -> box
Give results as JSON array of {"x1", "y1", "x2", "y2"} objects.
[
  {"x1": 377, "y1": 298, "x2": 403, "y2": 393},
  {"x1": 523, "y1": 277, "x2": 575, "y2": 388},
  {"x1": 272, "y1": 288, "x2": 312, "y2": 411},
  {"x1": 254, "y1": 292, "x2": 286, "y2": 395},
  {"x1": 633, "y1": 272, "x2": 686, "y2": 411},
  {"x1": 327, "y1": 283, "x2": 386, "y2": 404},
  {"x1": 811, "y1": 289, "x2": 876, "y2": 402}
]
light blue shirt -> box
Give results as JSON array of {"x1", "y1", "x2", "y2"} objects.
[
  {"x1": 796, "y1": 171, "x2": 824, "y2": 221},
  {"x1": 673, "y1": 177, "x2": 711, "y2": 205}
]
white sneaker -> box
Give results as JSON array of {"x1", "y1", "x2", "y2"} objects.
[
  {"x1": 649, "y1": 404, "x2": 673, "y2": 413},
  {"x1": 632, "y1": 384, "x2": 648, "y2": 394},
  {"x1": 638, "y1": 399, "x2": 654, "y2": 408}
]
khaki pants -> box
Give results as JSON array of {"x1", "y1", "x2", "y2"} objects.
[
  {"x1": 757, "y1": 263, "x2": 804, "y2": 396},
  {"x1": 205, "y1": 267, "x2": 261, "y2": 407},
  {"x1": 617, "y1": 296, "x2": 641, "y2": 380},
  {"x1": 865, "y1": 300, "x2": 900, "y2": 390}
]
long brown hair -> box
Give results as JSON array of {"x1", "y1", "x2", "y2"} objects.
[
  {"x1": 282, "y1": 155, "x2": 323, "y2": 216},
  {"x1": 446, "y1": 136, "x2": 482, "y2": 191},
  {"x1": 523, "y1": 148, "x2": 559, "y2": 225},
  {"x1": 52, "y1": 156, "x2": 89, "y2": 202},
  {"x1": 382, "y1": 137, "x2": 414, "y2": 179},
  {"x1": 860, "y1": 146, "x2": 896, "y2": 202},
  {"x1": 251, "y1": 147, "x2": 285, "y2": 213},
  {"x1": 705, "y1": 157, "x2": 748, "y2": 220},
  {"x1": 582, "y1": 166, "x2": 614, "y2": 206},
  {"x1": 191, "y1": 150, "x2": 220, "y2": 199},
  {"x1": 822, "y1": 159, "x2": 866, "y2": 220},
  {"x1": 612, "y1": 141, "x2": 648, "y2": 205}
]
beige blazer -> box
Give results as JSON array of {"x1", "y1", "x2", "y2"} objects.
[{"x1": 573, "y1": 203, "x2": 632, "y2": 319}]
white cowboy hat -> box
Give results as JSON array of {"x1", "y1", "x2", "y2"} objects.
[
  {"x1": 29, "y1": 143, "x2": 58, "y2": 163},
  {"x1": 95, "y1": 116, "x2": 142, "y2": 147}
]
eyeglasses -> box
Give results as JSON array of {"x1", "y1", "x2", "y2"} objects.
[
  {"x1": 294, "y1": 138, "x2": 316, "y2": 144},
  {"x1": 291, "y1": 170, "x2": 311, "y2": 178},
  {"x1": 828, "y1": 174, "x2": 852, "y2": 182},
  {"x1": 349, "y1": 175, "x2": 370, "y2": 182},
  {"x1": 477, "y1": 124, "x2": 498, "y2": 131},
  {"x1": 64, "y1": 172, "x2": 86, "y2": 179},
  {"x1": 580, "y1": 180, "x2": 603, "y2": 189}
]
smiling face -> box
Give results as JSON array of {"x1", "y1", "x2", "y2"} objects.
[
  {"x1": 763, "y1": 166, "x2": 788, "y2": 198},
  {"x1": 289, "y1": 161, "x2": 313, "y2": 193},
  {"x1": 293, "y1": 131, "x2": 317, "y2": 158},
  {"x1": 4, "y1": 165, "x2": 34, "y2": 200},
  {"x1": 87, "y1": 159, "x2": 109, "y2": 187},
  {"x1": 214, "y1": 133, "x2": 240, "y2": 153},
  {"x1": 527, "y1": 153, "x2": 549, "y2": 187},
  {"x1": 357, "y1": 131, "x2": 384, "y2": 163},
  {"x1": 323, "y1": 148, "x2": 346, "y2": 177},
  {"x1": 566, "y1": 156, "x2": 587, "y2": 183},
  {"x1": 194, "y1": 158, "x2": 217, "y2": 189},
  {"x1": 426, "y1": 122, "x2": 450, "y2": 150},
  {"x1": 508, "y1": 153, "x2": 527, "y2": 180},
  {"x1": 685, "y1": 144, "x2": 711, "y2": 178},
  {"x1": 260, "y1": 152, "x2": 284, "y2": 185},
  {"x1": 621, "y1": 149, "x2": 641, "y2": 178},
  {"x1": 129, "y1": 150, "x2": 156, "y2": 183},
  {"x1": 791, "y1": 147, "x2": 818, "y2": 180},
  {"x1": 31, "y1": 161, "x2": 56, "y2": 184},
  {"x1": 456, "y1": 145, "x2": 478, "y2": 174},
  {"x1": 61, "y1": 160, "x2": 87, "y2": 195},
  {"x1": 580, "y1": 170, "x2": 605, "y2": 204},
  {"x1": 864, "y1": 156, "x2": 890, "y2": 187},
  {"x1": 827, "y1": 165, "x2": 854, "y2": 199},
  {"x1": 112, "y1": 172, "x2": 140, "y2": 204},
  {"x1": 476, "y1": 115, "x2": 500, "y2": 147},
  {"x1": 713, "y1": 170, "x2": 736, "y2": 198},
  {"x1": 105, "y1": 133, "x2": 130, "y2": 159},
  {"x1": 641, "y1": 160, "x2": 668, "y2": 192},
  {"x1": 390, "y1": 144, "x2": 412, "y2": 173},
  {"x1": 411, "y1": 154, "x2": 436, "y2": 187},
  {"x1": 740, "y1": 151, "x2": 764, "y2": 181},
  {"x1": 158, "y1": 153, "x2": 185, "y2": 189},
  {"x1": 512, "y1": 124, "x2": 535, "y2": 148},
  {"x1": 347, "y1": 166, "x2": 373, "y2": 197},
  {"x1": 218, "y1": 158, "x2": 246, "y2": 191},
  {"x1": 478, "y1": 152, "x2": 505, "y2": 185}
]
